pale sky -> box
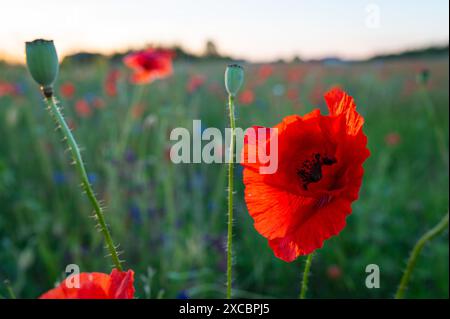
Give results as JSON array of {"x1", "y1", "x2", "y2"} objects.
[{"x1": 0, "y1": 0, "x2": 448, "y2": 63}]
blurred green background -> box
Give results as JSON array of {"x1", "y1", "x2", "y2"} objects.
[{"x1": 0, "y1": 54, "x2": 448, "y2": 298}]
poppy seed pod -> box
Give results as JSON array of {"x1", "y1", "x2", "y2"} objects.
[
  {"x1": 225, "y1": 64, "x2": 244, "y2": 96},
  {"x1": 416, "y1": 69, "x2": 430, "y2": 85},
  {"x1": 26, "y1": 39, "x2": 59, "y2": 97}
]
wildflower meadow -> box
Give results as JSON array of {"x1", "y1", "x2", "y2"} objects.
[{"x1": 0, "y1": 1, "x2": 448, "y2": 303}]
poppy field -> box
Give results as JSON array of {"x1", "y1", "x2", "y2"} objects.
[{"x1": 0, "y1": 50, "x2": 448, "y2": 299}]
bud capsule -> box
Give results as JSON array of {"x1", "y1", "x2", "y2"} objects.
[
  {"x1": 416, "y1": 68, "x2": 430, "y2": 85},
  {"x1": 26, "y1": 39, "x2": 59, "y2": 97},
  {"x1": 225, "y1": 64, "x2": 244, "y2": 96}
]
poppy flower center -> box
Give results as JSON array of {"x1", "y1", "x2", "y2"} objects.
[
  {"x1": 297, "y1": 153, "x2": 337, "y2": 190},
  {"x1": 141, "y1": 58, "x2": 158, "y2": 71}
]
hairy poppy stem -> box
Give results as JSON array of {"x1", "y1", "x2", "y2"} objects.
[
  {"x1": 45, "y1": 96, "x2": 123, "y2": 271},
  {"x1": 395, "y1": 212, "x2": 448, "y2": 299},
  {"x1": 226, "y1": 94, "x2": 236, "y2": 299},
  {"x1": 299, "y1": 253, "x2": 314, "y2": 299}
]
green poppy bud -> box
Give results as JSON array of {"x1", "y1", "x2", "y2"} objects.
[
  {"x1": 25, "y1": 39, "x2": 59, "y2": 97},
  {"x1": 416, "y1": 68, "x2": 430, "y2": 86},
  {"x1": 225, "y1": 64, "x2": 244, "y2": 96}
]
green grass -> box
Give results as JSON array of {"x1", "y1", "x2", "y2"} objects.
[{"x1": 0, "y1": 57, "x2": 448, "y2": 298}]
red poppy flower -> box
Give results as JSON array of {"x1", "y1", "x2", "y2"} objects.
[
  {"x1": 286, "y1": 67, "x2": 303, "y2": 83},
  {"x1": 258, "y1": 64, "x2": 274, "y2": 80},
  {"x1": 123, "y1": 48, "x2": 174, "y2": 84},
  {"x1": 39, "y1": 269, "x2": 135, "y2": 299},
  {"x1": 93, "y1": 96, "x2": 106, "y2": 109},
  {"x1": 385, "y1": 132, "x2": 401, "y2": 146},
  {"x1": 241, "y1": 88, "x2": 370, "y2": 262},
  {"x1": 60, "y1": 82, "x2": 75, "y2": 98},
  {"x1": 239, "y1": 89, "x2": 255, "y2": 105},
  {"x1": 327, "y1": 264, "x2": 342, "y2": 280},
  {"x1": 0, "y1": 81, "x2": 16, "y2": 97},
  {"x1": 75, "y1": 99, "x2": 91, "y2": 118},
  {"x1": 105, "y1": 69, "x2": 121, "y2": 96},
  {"x1": 187, "y1": 74, "x2": 206, "y2": 93}
]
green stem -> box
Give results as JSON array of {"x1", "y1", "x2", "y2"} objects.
[
  {"x1": 45, "y1": 96, "x2": 123, "y2": 271},
  {"x1": 226, "y1": 94, "x2": 236, "y2": 299},
  {"x1": 116, "y1": 85, "x2": 145, "y2": 157},
  {"x1": 299, "y1": 253, "x2": 314, "y2": 299},
  {"x1": 418, "y1": 86, "x2": 448, "y2": 167},
  {"x1": 395, "y1": 212, "x2": 449, "y2": 299},
  {"x1": 4, "y1": 280, "x2": 16, "y2": 299}
]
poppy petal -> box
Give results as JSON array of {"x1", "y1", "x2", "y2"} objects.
[
  {"x1": 39, "y1": 272, "x2": 110, "y2": 299},
  {"x1": 324, "y1": 88, "x2": 364, "y2": 135},
  {"x1": 243, "y1": 168, "x2": 304, "y2": 239},
  {"x1": 108, "y1": 269, "x2": 135, "y2": 299},
  {"x1": 39, "y1": 270, "x2": 135, "y2": 299},
  {"x1": 268, "y1": 196, "x2": 351, "y2": 262}
]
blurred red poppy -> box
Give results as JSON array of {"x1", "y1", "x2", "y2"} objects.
[
  {"x1": 105, "y1": 69, "x2": 121, "y2": 96},
  {"x1": 258, "y1": 64, "x2": 274, "y2": 80},
  {"x1": 286, "y1": 67, "x2": 303, "y2": 83},
  {"x1": 0, "y1": 81, "x2": 16, "y2": 97},
  {"x1": 75, "y1": 99, "x2": 91, "y2": 118},
  {"x1": 60, "y1": 82, "x2": 75, "y2": 98},
  {"x1": 385, "y1": 132, "x2": 401, "y2": 146},
  {"x1": 187, "y1": 74, "x2": 206, "y2": 93},
  {"x1": 239, "y1": 89, "x2": 255, "y2": 105},
  {"x1": 241, "y1": 88, "x2": 370, "y2": 262},
  {"x1": 327, "y1": 264, "x2": 342, "y2": 280},
  {"x1": 93, "y1": 96, "x2": 106, "y2": 109},
  {"x1": 39, "y1": 269, "x2": 135, "y2": 299},
  {"x1": 123, "y1": 48, "x2": 174, "y2": 84}
]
